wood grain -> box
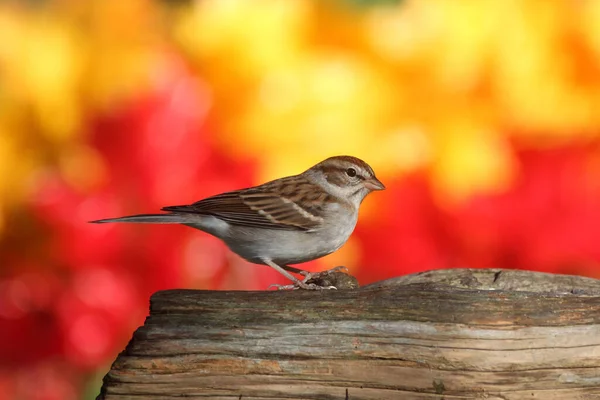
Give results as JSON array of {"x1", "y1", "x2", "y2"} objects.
[{"x1": 98, "y1": 269, "x2": 600, "y2": 399}]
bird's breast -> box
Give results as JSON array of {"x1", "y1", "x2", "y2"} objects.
[{"x1": 222, "y1": 213, "x2": 358, "y2": 266}]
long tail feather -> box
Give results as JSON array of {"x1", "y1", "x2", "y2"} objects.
[{"x1": 89, "y1": 213, "x2": 191, "y2": 224}]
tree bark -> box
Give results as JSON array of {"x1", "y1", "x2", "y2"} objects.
[{"x1": 97, "y1": 268, "x2": 600, "y2": 399}]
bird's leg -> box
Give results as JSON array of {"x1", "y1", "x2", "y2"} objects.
[
  {"x1": 280, "y1": 265, "x2": 307, "y2": 274},
  {"x1": 281, "y1": 264, "x2": 349, "y2": 284},
  {"x1": 262, "y1": 258, "x2": 336, "y2": 290}
]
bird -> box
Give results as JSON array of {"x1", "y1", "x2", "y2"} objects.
[{"x1": 90, "y1": 155, "x2": 385, "y2": 290}]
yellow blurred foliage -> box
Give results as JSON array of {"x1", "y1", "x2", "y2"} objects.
[
  {"x1": 172, "y1": 0, "x2": 600, "y2": 203},
  {"x1": 0, "y1": 11, "x2": 82, "y2": 142},
  {"x1": 81, "y1": 0, "x2": 166, "y2": 110},
  {"x1": 2, "y1": 0, "x2": 600, "y2": 232},
  {"x1": 0, "y1": 8, "x2": 82, "y2": 218},
  {"x1": 176, "y1": 0, "x2": 310, "y2": 75},
  {"x1": 430, "y1": 119, "x2": 516, "y2": 205},
  {"x1": 0, "y1": 0, "x2": 167, "y2": 233}
]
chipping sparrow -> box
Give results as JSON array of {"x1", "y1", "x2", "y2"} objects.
[{"x1": 90, "y1": 155, "x2": 384, "y2": 290}]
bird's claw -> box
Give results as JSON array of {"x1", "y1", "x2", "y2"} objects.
[
  {"x1": 268, "y1": 282, "x2": 338, "y2": 291},
  {"x1": 268, "y1": 266, "x2": 349, "y2": 290},
  {"x1": 299, "y1": 266, "x2": 349, "y2": 283}
]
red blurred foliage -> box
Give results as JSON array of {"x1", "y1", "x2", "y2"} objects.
[
  {"x1": 355, "y1": 142, "x2": 600, "y2": 285},
  {"x1": 449, "y1": 143, "x2": 600, "y2": 276},
  {"x1": 354, "y1": 173, "x2": 452, "y2": 284},
  {"x1": 0, "y1": 54, "x2": 260, "y2": 398}
]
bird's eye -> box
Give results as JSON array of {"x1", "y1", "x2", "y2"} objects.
[{"x1": 346, "y1": 168, "x2": 357, "y2": 177}]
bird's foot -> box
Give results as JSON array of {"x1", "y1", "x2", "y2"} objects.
[
  {"x1": 267, "y1": 266, "x2": 356, "y2": 290},
  {"x1": 268, "y1": 281, "x2": 337, "y2": 291},
  {"x1": 299, "y1": 266, "x2": 349, "y2": 283}
]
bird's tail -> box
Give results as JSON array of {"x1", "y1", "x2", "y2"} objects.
[{"x1": 89, "y1": 213, "x2": 191, "y2": 224}]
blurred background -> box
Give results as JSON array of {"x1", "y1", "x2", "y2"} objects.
[{"x1": 2, "y1": 0, "x2": 600, "y2": 398}]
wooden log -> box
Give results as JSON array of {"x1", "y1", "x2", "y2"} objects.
[{"x1": 97, "y1": 268, "x2": 600, "y2": 400}]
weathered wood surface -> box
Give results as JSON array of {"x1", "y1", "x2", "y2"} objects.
[{"x1": 98, "y1": 268, "x2": 600, "y2": 400}]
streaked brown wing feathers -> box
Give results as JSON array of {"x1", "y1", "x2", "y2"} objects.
[{"x1": 162, "y1": 180, "x2": 326, "y2": 231}]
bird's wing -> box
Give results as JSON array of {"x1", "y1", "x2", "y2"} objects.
[{"x1": 162, "y1": 182, "x2": 328, "y2": 231}]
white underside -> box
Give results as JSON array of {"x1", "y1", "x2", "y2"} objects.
[{"x1": 185, "y1": 209, "x2": 358, "y2": 266}]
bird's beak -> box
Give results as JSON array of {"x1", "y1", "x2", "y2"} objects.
[{"x1": 364, "y1": 177, "x2": 385, "y2": 191}]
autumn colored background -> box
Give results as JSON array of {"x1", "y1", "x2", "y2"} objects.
[{"x1": 2, "y1": 0, "x2": 600, "y2": 398}]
